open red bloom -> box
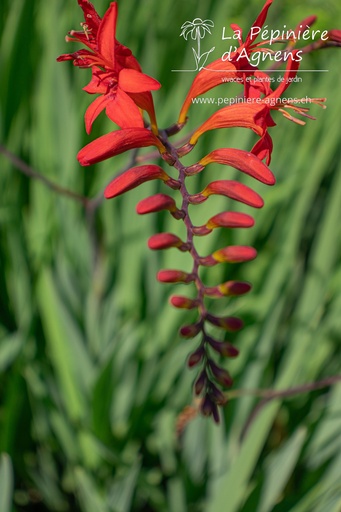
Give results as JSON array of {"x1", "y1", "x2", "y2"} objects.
[{"x1": 57, "y1": 1, "x2": 160, "y2": 132}]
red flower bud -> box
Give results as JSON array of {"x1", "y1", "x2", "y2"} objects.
[
  {"x1": 199, "y1": 148, "x2": 275, "y2": 185},
  {"x1": 170, "y1": 295, "x2": 198, "y2": 309},
  {"x1": 209, "y1": 383, "x2": 227, "y2": 406},
  {"x1": 198, "y1": 180, "x2": 264, "y2": 208},
  {"x1": 206, "y1": 314, "x2": 243, "y2": 332},
  {"x1": 136, "y1": 194, "x2": 178, "y2": 215},
  {"x1": 157, "y1": 270, "x2": 194, "y2": 284},
  {"x1": 187, "y1": 346, "x2": 205, "y2": 367},
  {"x1": 194, "y1": 370, "x2": 207, "y2": 395},
  {"x1": 327, "y1": 29, "x2": 341, "y2": 44},
  {"x1": 200, "y1": 395, "x2": 220, "y2": 422},
  {"x1": 293, "y1": 15, "x2": 317, "y2": 38},
  {"x1": 180, "y1": 323, "x2": 201, "y2": 339},
  {"x1": 104, "y1": 165, "x2": 179, "y2": 199},
  {"x1": 205, "y1": 280, "x2": 252, "y2": 298},
  {"x1": 200, "y1": 395, "x2": 214, "y2": 417},
  {"x1": 148, "y1": 233, "x2": 188, "y2": 251},
  {"x1": 206, "y1": 211, "x2": 255, "y2": 230},
  {"x1": 78, "y1": 128, "x2": 166, "y2": 166},
  {"x1": 208, "y1": 360, "x2": 233, "y2": 387},
  {"x1": 211, "y1": 245, "x2": 257, "y2": 264},
  {"x1": 207, "y1": 337, "x2": 239, "y2": 358}
]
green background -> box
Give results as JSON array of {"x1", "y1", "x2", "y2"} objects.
[{"x1": 1, "y1": 0, "x2": 341, "y2": 510}]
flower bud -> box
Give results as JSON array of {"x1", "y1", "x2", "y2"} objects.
[
  {"x1": 206, "y1": 337, "x2": 239, "y2": 358},
  {"x1": 211, "y1": 246, "x2": 257, "y2": 264},
  {"x1": 206, "y1": 314, "x2": 243, "y2": 332},
  {"x1": 157, "y1": 270, "x2": 194, "y2": 283},
  {"x1": 148, "y1": 233, "x2": 188, "y2": 251},
  {"x1": 136, "y1": 194, "x2": 178, "y2": 215},
  {"x1": 187, "y1": 347, "x2": 205, "y2": 367},
  {"x1": 194, "y1": 370, "x2": 207, "y2": 395},
  {"x1": 202, "y1": 180, "x2": 264, "y2": 208},
  {"x1": 180, "y1": 323, "x2": 201, "y2": 339},
  {"x1": 209, "y1": 383, "x2": 227, "y2": 405},
  {"x1": 205, "y1": 280, "x2": 251, "y2": 298},
  {"x1": 170, "y1": 295, "x2": 198, "y2": 309},
  {"x1": 208, "y1": 360, "x2": 233, "y2": 387},
  {"x1": 199, "y1": 148, "x2": 275, "y2": 185},
  {"x1": 206, "y1": 211, "x2": 254, "y2": 230}
]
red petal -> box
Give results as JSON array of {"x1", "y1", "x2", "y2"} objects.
[
  {"x1": 244, "y1": 0, "x2": 274, "y2": 46},
  {"x1": 199, "y1": 148, "x2": 275, "y2": 185},
  {"x1": 78, "y1": 0, "x2": 102, "y2": 32},
  {"x1": 77, "y1": 128, "x2": 164, "y2": 166},
  {"x1": 268, "y1": 52, "x2": 300, "y2": 100},
  {"x1": 202, "y1": 180, "x2": 264, "y2": 208},
  {"x1": 178, "y1": 59, "x2": 239, "y2": 123},
  {"x1": 127, "y1": 91, "x2": 158, "y2": 131},
  {"x1": 83, "y1": 67, "x2": 110, "y2": 94},
  {"x1": 104, "y1": 165, "x2": 171, "y2": 199},
  {"x1": 97, "y1": 2, "x2": 117, "y2": 64},
  {"x1": 105, "y1": 88, "x2": 144, "y2": 128},
  {"x1": 251, "y1": 131, "x2": 273, "y2": 165},
  {"x1": 189, "y1": 103, "x2": 266, "y2": 145},
  {"x1": 119, "y1": 68, "x2": 161, "y2": 92},
  {"x1": 84, "y1": 94, "x2": 109, "y2": 134}
]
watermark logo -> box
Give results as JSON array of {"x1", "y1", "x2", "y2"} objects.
[
  {"x1": 172, "y1": 18, "x2": 330, "y2": 74},
  {"x1": 174, "y1": 18, "x2": 215, "y2": 72}
]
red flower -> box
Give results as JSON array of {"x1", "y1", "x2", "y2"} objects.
[{"x1": 57, "y1": 1, "x2": 160, "y2": 133}]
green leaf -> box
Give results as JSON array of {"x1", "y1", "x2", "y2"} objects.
[
  {"x1": 258, "y1": 428, "x2": 307, "y2": 512},
  {"x1": 0, "y1": 454, "x2": 13, "y2": 512}
]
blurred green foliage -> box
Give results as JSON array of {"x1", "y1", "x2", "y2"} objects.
[{"x1": 0, "y1": 0, "x2": 341, "y2": 510}]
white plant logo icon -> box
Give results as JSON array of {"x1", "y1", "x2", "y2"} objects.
[{"x1": 179, "y1": 18, "x2": 215, "y2": 71}]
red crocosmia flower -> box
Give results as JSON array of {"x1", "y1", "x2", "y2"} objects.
[
  {"x1": 57, "y1": 1, "x2": 160, "y2": 133},
  {"x1": 82, "y1": 66, "x2": 159, "y2": 134}
]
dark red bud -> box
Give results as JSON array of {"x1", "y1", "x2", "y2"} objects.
[
  {"x1": 208, "y1": 359, "x2": 233, "y2": 387},
  {"x1": 209, "y1": 383, "x2": 227, "y2": 405},
  {"x1": 180, "y1": 323, "x2": 202, "y2": 339},
  {"x1": 206, "y1": 314, "x2": 244, "y2": 332},
  {"x1": 188, "y1": 346, "x2": 205, "y2": 367},
  {"x1": 194, "y1": 370, "x2": 207, "y2": 395},
  {"x1": 206, "y1": 337, "x2": 239, "y2": 358}
]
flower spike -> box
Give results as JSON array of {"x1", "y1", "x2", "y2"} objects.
[{"x1": 59, "y1": 0, "x2": 341, "y2": 423}]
